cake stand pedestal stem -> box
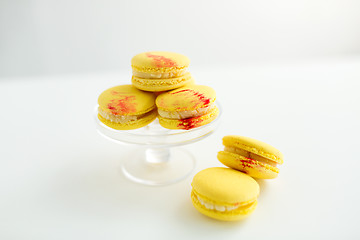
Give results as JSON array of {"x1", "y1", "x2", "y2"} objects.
[{"x1": 145, "y1": 148, "x2": 170, "y2": 164}]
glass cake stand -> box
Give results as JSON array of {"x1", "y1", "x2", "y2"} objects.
[{"x1": 94, "y1": 102, "x2": 222, "y2": 186}]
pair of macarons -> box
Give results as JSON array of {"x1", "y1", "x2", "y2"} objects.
[
  {"x1": 218, "y1": 135, "x2": 284, "y2": 179},
  {"x1": 97, "y1": 84, "x2": 219, "y2": 130},
  {"x1": 191, "y1": 135, "x2": 283, "y2": 221}
]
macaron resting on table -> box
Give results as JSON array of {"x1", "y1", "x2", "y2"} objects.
[
  {"x1": 131, "y1": 51, "x2": 193, "y2": 92},
  {"x1": 217, "y1": 135, "x2": 284, "y2": 179},
  {"x1": 191, "y1": 167, "x2": 260, "y2": 221},
  {"x1": 97, "y1": 85, "x2": 157, "y2": 130},
  {"x1": 156, "y1": 84, "x2": 219, "y2": 130}
]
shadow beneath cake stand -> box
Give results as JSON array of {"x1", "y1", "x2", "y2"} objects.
[{"x1": 94, "y1": 102, "x2": 222, "y2": 186}]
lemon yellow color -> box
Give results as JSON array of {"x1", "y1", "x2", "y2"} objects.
[
  {"x1": 156, "y1": 85, "x2": 216, "y2": 111},
  {"x1": 131, "y1": 51, "x2": 191, "y2": 92},
  {"x1": 158, "y1": 107, "x2": 219, "y2": 130},
  {"x1": 97, "y1": 110, "x2": 157, "y2": 130},
  {"x1": 155, "y1": 84, "x2": 218, "y2": 130},
  {"x1": 132, "y1": 72, "x2": 194, "y2": 92},
  {"x1": 131, "y1": 51, "x2": 190, "y2": 73},
  {"x1": 218, "y1": 135, "x2": 284, "y2": 179},
  {"x1": 97, "y1": 85, "x2": 157, "y2": 130},
  {"x1": 191, "y1": 167, "x2": 260, "y2": 221}
]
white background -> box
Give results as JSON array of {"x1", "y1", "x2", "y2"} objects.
[
  {"x1": 1, "y1": 1, "x2": 360, "y2": 239},
  {"x1": 1, "y1": 0, "x2": 360, "y2": 77},
  {"x1": 1, "y1": 58, "x2": 360, "y2": 239}
]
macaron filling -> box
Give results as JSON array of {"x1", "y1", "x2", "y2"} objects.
[
  {"x1": 132, "y1": 69, "x2": 188, "y2": 79},
  {"x1": 158, "y1": 103, "x2": 216, "y2": 120},
  {"x1": 224, "y1": 146, "x2": 278, "y2": 167},
  {"x1": 98, "y1": 107, "x2": 156, "y2": 124},
  {"x1": 196, "y1": 195, "x2": 239, "y2": 212},
  {"x1": 192, "y1": 190, "x2": 255, "y2": 213}
]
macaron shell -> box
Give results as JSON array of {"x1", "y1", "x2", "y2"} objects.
[
  {"x1": 156, "y1": 85, "x2": 216, "y2": 111},
  {"x1": 191, "y1": 191, "x2": 258, "y2": 221},
  {"x1": 158, "y1": 105, "x2": 219, "y2": 130},
  {"x1": 191, "y1": 167, "x2": 259, "y2": 205},
  {"x1": 132, "y1": 72, "x2": 194, "y2": 92},
  {"x1": 97, "y1": 109, "x2": 157, "y2": 130},
  {"x1": 98, "y1": 85, "x2": 156, "y2": 116},
  {"x1": 131, "y1": 51, "x2": 190, "y2": 72},
  {"x1": 223, "y1": 135, "x2": 284, "y2": 164},
  {"x1": 217, "y1": 151, "x2": 279, "y2": 179}
]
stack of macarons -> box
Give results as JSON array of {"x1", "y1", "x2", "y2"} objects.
[
  {"x1": 190, "y1": 135, "x2": 283, "y2": 221},
  {"x1": 97, "y1": 51, "x2": 219, "y2": 130}
]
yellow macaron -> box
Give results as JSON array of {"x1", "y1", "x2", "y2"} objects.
[
  {"x1": 217, "y1": 136, "x2": 284, "y2": 179},
  {"x1": 131, "y1": 51, "x2": 192, "y2": 92},
  {"x1": 156, "y1": 84, "x2": 219, "y2": 130},
  {"x1": 97, "y1": 85, "x2": 157, "y2": 130},
  {"x1": 191, "y1": 167, "x2": 260, "y2": 221}
]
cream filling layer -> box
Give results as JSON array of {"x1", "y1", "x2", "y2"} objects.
[
  {"x1": 132, "y1": 69, "x2": 188, "y2": 79},
  {"x1": 158, "y1": 103, "x2": 215, "y2": 120},
  {"x1": 98, "y1": 107, "x2": 145, "y2": 124},
  {"x1": 225, "y1": 146, "x2": 278, "y2": 167},
  {"x1": 196, "y1": 195, "x2": 240, "y2": 212}
]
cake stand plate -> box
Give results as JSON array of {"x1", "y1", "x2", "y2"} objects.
[{"x1": 94, "y1": 102, "x2": 222, "y2": 186}]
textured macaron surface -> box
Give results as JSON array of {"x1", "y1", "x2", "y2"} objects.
[
  {"x1": 217, "y1": 151, "x2": 279, "y2": 179},
  {"x1": 131, "y1": 51, "x2": 190, "y2": 71},
  {"x1": 223, "y1": 135, "x2": 283, "y2": 164},
  {"x1": 98, "y1": 85, "x2": 156, "y2": 116},
  {"x1": 158, "y1": 106, "x2": 219, "y2": 130},
  {"x1": 156, "y1": 85, "x2": 216, "y2": 111},
  {"x1": 191, "y1": 167, "x2": 259, "y2": 205},
  {"x1": 97, "y1": 109, "x2": 157, "y2": 130},
  {"x1": 131, "y1": 72, "x2": 194, "y2": 92}
]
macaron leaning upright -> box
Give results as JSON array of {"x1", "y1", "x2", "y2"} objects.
[
  {"x1": 218, "y1": 135, "x2": 284, "y2": 179},
  {"x1": 191, "y1": 167, "x2": 260, "y2": 221},
  {"x1": 131, "y1": 51, "x2": 193, "y2": 92},
  {"x1": 97, "y1": 85, "x2": 157, "y2": 130},
  {"x1": 156, "y1": 84, "x2": 219, "y2": 130}
]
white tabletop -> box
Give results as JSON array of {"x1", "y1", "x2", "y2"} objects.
[{"x1": 1, "y1": 57, "x2": 360, "y2": 239}]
